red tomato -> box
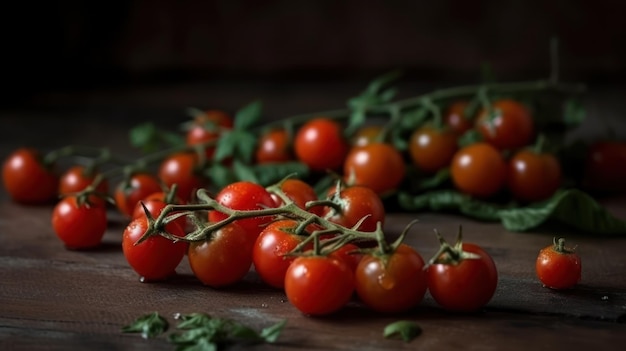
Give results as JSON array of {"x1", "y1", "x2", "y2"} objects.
[
  {"x1": 583, "y1": 141, "x2": 626, "y2": 192},
  {"x1": 327, "y1": 243, "x2": 362, "y2": 272},
  {"x1": 255, "y1": 129, "x2": 292, "y2": 163},
  {"x1": 451, "y1": 142, "x2": 507, "y2": 198},
  {"x1": 355, "y1": 244, "x2": 427, "y2": 313},
  {"x1": 294, "y1": 118, "x2": 349, "y2": 172},
  {"x1": 408, "y1": 126, "x2": 458, "y2": 173},
  {"x1": 343, "y1": 142, "x2": 406, "y2": 195},
  {"x1": 284, "y1": 255, "x2": 355, "y2": 315},
  {"x1": 476, "y1": 99, "x2": 534, "y2": 150},
  {"x1": 58, "y1": 165, "x2": 109, "y2": 197},
  {"x1": 188, "y1": 223, "x2": 254, "y2": 288},
  {"x1": 122, "y1": 216, "x2": 187, "y2": 282},
  {"x1": 208, "y1": 181, "x2": 277, "y2": 241},
  {"x1": 253, "y1": 219, "x2": 309, "y2": 288},
  {"x1": 322, "y1": 185, "x2": 385, "y2": 232},
  {"x1": 131, "y1": 192, "x2": 187, "y2": 230},
  {"x1": 186, "y1": 110, "x2": 233, "y2": 159},
  {"x1": 508, "y1": 149, "x2": 562, "y2": 202},
  {"x1": 158, "y1": 152, "x2": 205, "y2": 203},
  {"x1": 445, "y1": 100, "x2": 474, "y2": 136},
  {"x1": 270, "y1": 178, "x2": 323, "y2": 216},
  {"x1": 427, "y1": 242, "x2": 498, "y2": 312},
  {"x1": 352, "y1": 125, "x2": 384, "y2": 147},
  {"x1": 51, "y1": 196, "x2": 107, "y2": 249},
  {"x1": 114, "y1": 173, "x2": 163, "y2": 218},
  {"x1": 536, "y1": 238, "x2": 581, "y2": 290},
  {"x1": 2, "y1": 148, "x2": 58, "y2": 205}
]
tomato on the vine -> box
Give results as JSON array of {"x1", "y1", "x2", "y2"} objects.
[
  {"x1": 343, "y1": 142, "x2": 406, "y2": 195},
  {"x1": 352, "y1": 125, "x2": 384, "y2": 147},
  {"x1": 122, "y1": 216, "x2": 187, "y2": 282},
  {"x1": 536, "y1": 238, "x2": 581, "y2": 290},
  {"x1": 186, "y1": 109, "x2": 233, "y2": 159},
  {"x1": 114, "y1": 173, "x2": 163, "y2": 217},
  {"x1": 59, "y1": 165, "x2": 109, "y2": 198},
  {"x1": 269, "y1": 178, "x2": 323, "y2": 216},
  {"x1": 451, "y1": 142, "x2": 507, "y2": 198},
  {"x1": 355, "y1": 244, "x2": 427, "y2": 313},
  {"x1": 255, "y1": 128, "x2": 292, "y2": 164},
  {"x1": 252, "y1": 219, "x2": 310, "y2": 289},
  {"x1": 2, "y1": 148, "x2": 58, "y2": 205},
  {"x1": 284, "y1": 255, "x2": 355, "y2": 315},
  {"x1": 445, "y1": 100, "x2": 474, "y2": 136},
  {"x1": 158, "y1": 151, "x2": 205, "y2": 203},
  {"x1": 508, "y1": 149, "x2": 562, "y2": 202},
  {"x1": 408, "y1": 125, "x2": 458, "y2": 174},
  {"x1": 328, "y1": 243, "x2": 362, "y2": 272},
  {"x1": 52, "y1": 196, "x2": 107, "y2": 249},
  {"x1": 322, "y1": 185, "x2": 385, "y2": 232},
  {"x1": 208, "y1": 181, "x2": 277, "y2": 241},
  {"x1": 131, "y1": 191, "x2": 187, "y2": 230},
  {"x1": 427, "y1": 236, "x2": 498, "y2": 312},
  {"x1": 294, "y1": 118, "x2": 349, "y2": 172},
  {"x1": 583, "y1": 141, "x2": 626, "y2": 193},
  {"x1": 188, "y1": 223, "x2": 254, "y2": 288},
  {"x1": 475, "y1": 99, "x2": 534, "y2": 150}
]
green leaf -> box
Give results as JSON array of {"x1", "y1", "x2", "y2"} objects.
[
  {"x1": 383, "y1": 320, "x2": 421, "y2": 343},
  {"x1": 457, "y1": 129, "x2": 483, "y2": 148},
  {"x1": 252, "y1": 162, "x2": 309, "y2": 186},
  {"x1": 213, "y1": 131, "x2": 236, "y2": 163},
  {"x1": 122, "y1": 312, "x2": 168, "y2": 339},
  {"x1": 413, "y1": 168, "x2": 451, "y2": 192},
  {"x1": 259, "y1": 319, "x2": 287, "y2": 343},
  {"x1": 176, "y1": 313, "x2": 214, "y2": 330},
  {"x1": 345, "y1": 108, "x2": 366, "y2": 137},
  {"x1": 234, "y1": 100, "x2": 263, "y2": 130},
  {"x1": 233, "y1": 131, "x2": 258, "y2": 164},
  {"x1": 129, "y1": 122, "x2": 158, "y2": 153},
  {"x1": 233, "y1": 160, "x2": 260, "y2": 184},
  {"x1": 563, "y1": 98, "x2": 586, "y2": 126},
  {"x1": 205, "y1": 163, "x2": 237, "y2": 190},
  {"x1": 366, "y1": 70, "x2": 403, "y2": 95}
]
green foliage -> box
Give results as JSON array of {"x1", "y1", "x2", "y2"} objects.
[
  {"x1": 383, "y1": 320, "x2": 422, "y2": 343},
  {"x1": 122, "y1": 311, "x2": 169, "y2": 339},
  {"x1": 130, "y1": 123, "x2": 185, "y2": 153}
]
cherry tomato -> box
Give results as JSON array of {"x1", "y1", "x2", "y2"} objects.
[
  {"x1": 158, "y1": 152, "x2": 205, "y2": 203},
  {"x1": 114, "y1": 173, "x2": 162, "y2": 218},
  {"x1": 476, "y1": 99, "x2": 534, "y2": 150},
  {"x1": 408, "y1": 126, "x2": 458, "y2": 173},
  {"x1": 427, "y1": 241, "x2": 498, "y2": 312},
  {"x1": 536, "y1": 238, "x2": 581, "y2": 290},
  {"x1": 284, "y1": 255, "x2": 355, "y2": 315},
  {"x1": 451, "y1": 142, "x2": 507, "y2": 198},
  {"x1": 131, "y1": 191, "x2": 187, "y2": 230},
  {"x1": 122, "y1": 216, "x2": 187, "y2": 282},
  {"x1": 445, "y1": 100, "x2": 474, "y2": 136},
  {"x1": 186, "y1": 109, "x2": 233, "y2": 159},
  {"x1": 355, "y1": 244, "x2": 427, "y2": 313},
  {"x1": 188, "y1": 223, "x2": 254, "y2": 288},
  {"x1": 252, "y1": 219, "x2": 310, "y2": 289},
  {"x1": 255, "y1": 129, "x2": 292, "y2": 163},
  {"x1": 294, "y1": 118, "x2": 349, "y2": 172},
  {"x1": 583, "y1": 141, "x2": 626, "y2": 192},
  {"x1": 58, "y1": 165, "x2": 109, "y2": 198},
  {"x1": 270, "y1": 178, "x2": 323, "y2": 216},
  {"x1": 327, "y1": 243, "x2": 362, "y2": 272},
  {"x1": 51, "y1": 196, "x2": 107, "y2": 249},
  {"x1": 2, "y1": 148, "x2": 58, "y2": 205},
  {"x1": 208, "y1": 181, "x2": 277, "y2": 241},
  {"x1": 322, "y1": 185, "x2": 385, "y2": 232},
  {"x1": 508, "y1": 149, "x2": 562, "y2": 202},
  {"x1": 352, "y1": 125, "x2": 384, "y2": 147},
  {"x1": 343, "y1": 142, "x2": 406, "y2": 195}
]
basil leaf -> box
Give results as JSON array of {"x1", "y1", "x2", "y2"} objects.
[
  {"x1": 366, "y1": 70, "x2": 403, "y2": 95},
  {"x1": 232, "y1": 160, "x2": 260, "y2": 184},
  {"x1": 213, "y1": 131, "x2": 236, "y2": 163},
  {"x1": 259, "y1": 319, "x2": 287, "y2": 343},
  {"x1": 234, "y1": 100, "x2": 263, "y2": 130},
  {"x1": 129, "y1": 122, "x2": 158, "y2": 153},
  {"x1": 383, "y1": 320, "x2": 421, "y2": 342},
  {"x1": 122, "y1": 312, "x2": 168, "y2": 339},
  {"x1": 563, "y1": 98, "x2": 586, "y2": 126},
  {"x1": 251, "y1": 162, "x2": 309, "y2": 186}
]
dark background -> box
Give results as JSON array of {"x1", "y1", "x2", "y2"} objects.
[{"x1": 3, "y1": 0, "x2": 625, "y2": 103}]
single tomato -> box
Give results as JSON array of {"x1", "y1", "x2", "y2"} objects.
[
  {"x1": 255, "y1": 128, "x2": 292, "y2": 163},
  {"x1": 114, "y1": 173, "x2": 163, "y2": 218},
  {"x1": 508, "y1": 149, "x2": 562, "y2": 202},
  {"x1": 58, "y1": 165, "x2": 109, "y2": 198},
  {"x1": 445, "y1": 100, "x2": 474, "y2": 136},
  {"x1": 322, "y1": 185, "x2": 385, "y2": 232},
  {"x1": 536, "y1": 237, "x2": 581, "y2": 290},
  {"x1": 408, "y1": 126, "x2": 458, "y2": 173},
  {"x1": 186, "y1": 109, "x2": 233, "y2": 159},
  {"x1": 475, "y1": 99, "x2": 534, "y2": 150},
  {"x1": 451, "y1": 142, "x2": 507, "y2": 198},
  {"x1": 294, "y1": 118, "x2": 349, "y2": 172},
  {"x1": 343, "y1": 142, "x2": 406, "y2": 195},
  {"x1": 2, "y1": 148, "x2": 58, "y2": 205},
  {"x1": 52, "y1": 196, "x2": 107, "y2": 249},
  {"x1": 158, "y1": 151, "x2": 205, "y2": 203}
]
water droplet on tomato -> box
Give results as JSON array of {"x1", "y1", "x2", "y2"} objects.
[{"x1": 377, "y1": 274, "x2": 395, "y2": 290}]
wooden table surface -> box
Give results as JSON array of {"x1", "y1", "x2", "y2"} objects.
[{"x1": 1, "y1": 82, "x2": 626, "y2": 350}]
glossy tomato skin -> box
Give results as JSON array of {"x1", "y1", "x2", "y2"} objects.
[
  {"x1": 186, "y1": 110, "x2": 233, "y2": 159},
  {"x1": 328, "y1": 243, "x2": 363, "y2": 272},
  {"x1": 2, "y1": 148, "x2": 58, "y2": 205},
  {"x1": 322, "y1": 186, "x2": 385, "y2": 232},
  {"x1": 583, "y1": 141, "x2": 626, "y2": 193},
  {"x1": 284, "y1": 256, "x2": 355, "y2": 315},
  {"x1": 59, "y1": 165, "x2": 109, "y2": 197},
  {"x1": 158, "y1": 152, "x2": 205, "y2": 203},
  {"x1": 408, "y1": 126, "x2": 458, "y2": 173},
  {"x1": 343, "y1": 143, "x2": 406, "y2": 195},
  {"x1": 114, "y1": 173, "x2": 163, "y2": 218},
  {"x1": 427, "y1": 243, "x2": 498, "y2": 312},
  {"x1": 52, "y1": 196, "x2": 107, "y2": 249},
  {"x1": 536, "y1": 239, "x2": 581, "y2": 290},
  {"x1": 294, "y1": 118, "x2": 349, "y2": 172},
  {"x1": 355, "y1": 244, "x2": 427, "y2": 313},
  {"x1": 476, "y1": 99, "x2": 534, "y2": 150},
  {"x1": 188, "y1": 223, "x2": 254, "y2": 288},
  {"x1": 451, "y1": 142, "x2": 507, "y2": 198},
  {"x1": 270, "y1": 178, "x2": 323, "y2": 216},
  {"x1": 445, "y1": 100, "x2": 474, "y2": 136},
  {"x1": 253, "y1": 219, "x2": 309, "y2": 288},
  {"x1": 122, "y1": 217, "x2": 187, "y2": 282},
  {"x1": 208, "y1": 181, "x2": 277, "y2": 241},
  {"x1": 508, "y1": 149, "x2": 562, "y2": 202},
  {"x1": 131, "y1": 192, "x2": 187, "y2": 230},
  {"x1": 255, "y1": 129, "x2": 292, "y2": 164}
]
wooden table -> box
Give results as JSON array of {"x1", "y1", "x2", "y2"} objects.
[{"x1": 1, "y1": 82, "x2": 626, "y2": 350}]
